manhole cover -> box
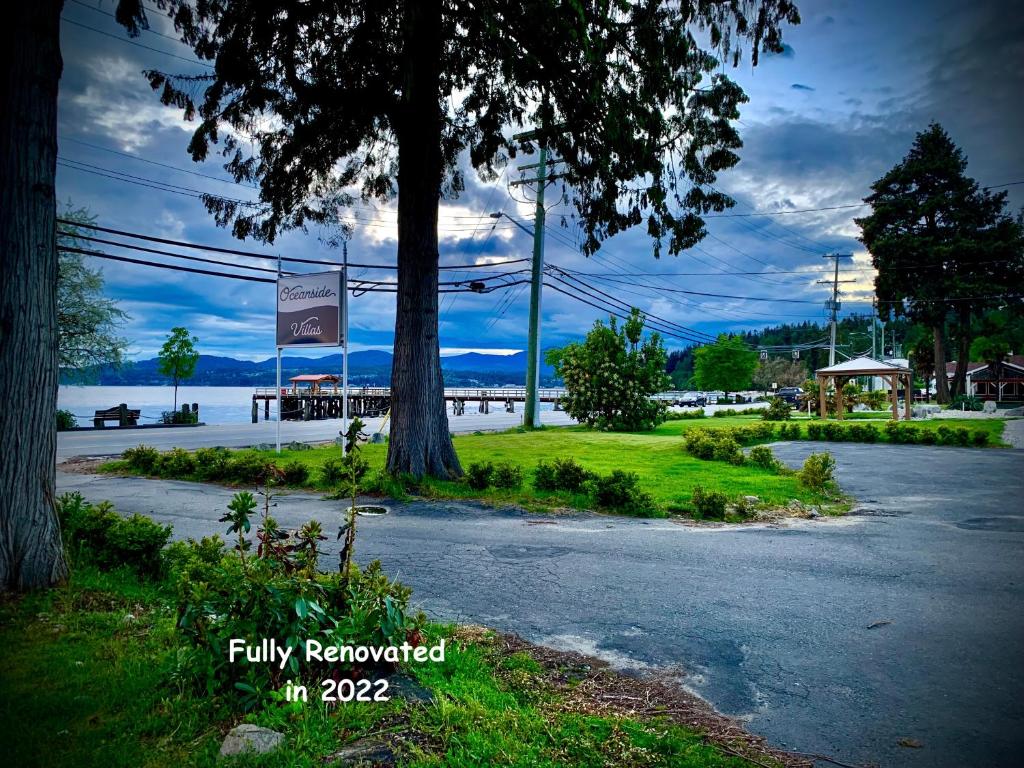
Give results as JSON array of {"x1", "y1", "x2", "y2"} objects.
[{"x1": 356, "y1": 505, "x2": 389, "y2": 516}]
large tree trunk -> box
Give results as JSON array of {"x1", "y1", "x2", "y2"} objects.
[
  {"x1": 932, "y1": 324, "x2": 951, "y2": 404},
  {"x1": 385, "y1": 0, "x2": 461, "y2": 479},
  {"x1": 0, "y1": 0, "x2": 69, "y2": 590},
  {"x1": 951, "y1": 308, "x2": 971, "y2": 399}
]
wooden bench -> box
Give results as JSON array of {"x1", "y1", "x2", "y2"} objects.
[{"x1": 93, "y1": 404, "x2": 140, "y2": 428}]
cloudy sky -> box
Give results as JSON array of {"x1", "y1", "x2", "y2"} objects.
[{"x1": 55, "y1": 0, "x2": 1024, "y2": 362}]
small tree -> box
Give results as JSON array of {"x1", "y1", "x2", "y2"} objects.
[
  {"x1": 693, "y1": 334, "x2": 759, "y2": 396},
  {"x1": 549, "y1": 308, "x2": 670, "y2": 432},
  {"x1": 157, "y1": 327, "x2": 200, "y2": 412},
  {"x1": 751, "y1": 358, "x2": 806, "y2": 392},
  {"x1": 57, "y1": 206, "x2": 129, "y2": 381}
]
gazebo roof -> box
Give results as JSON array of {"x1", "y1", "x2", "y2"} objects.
[
  {"x1": 816, "y1": 356, "x2": 912, "y2": 376},
  {"x1": 289, "y1": 374, "x2": 340, "y2": 383}
]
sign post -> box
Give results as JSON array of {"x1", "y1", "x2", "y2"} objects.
[
  {"x1": 275, "y1": 268, "x2": 345, "y2": 454},
  {"x1": 341, "y1": 243, "x2": 349, "y2": 456}
]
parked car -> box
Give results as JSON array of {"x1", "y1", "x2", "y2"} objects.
[
  {"x1": 776, "y1": 386, "x2": 804, "y2": 405},
  {"x1": 677, "y1": 391, "x2": 707, "y2": 407}
]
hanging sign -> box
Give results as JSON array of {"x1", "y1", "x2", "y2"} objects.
[{"x1": 276, "y1": 271, "x2": 344, "y2": 347}]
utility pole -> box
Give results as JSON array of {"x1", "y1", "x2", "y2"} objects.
[
  {"x1": 818, "y1": 253, "x2": 854, "y2": 367},
  {"x1": 509, "y1": 122, "x2": 567, "y2": 428}
]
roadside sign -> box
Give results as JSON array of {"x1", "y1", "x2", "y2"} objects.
[
  {"x1": 792, "y1": 349, "x2": 800, "y2": 360},
  {"x1": 276, "y1": 271, "x2": 344, "y2": 347},
  {"x1": 759, "y1": 350, "x2": 768, "y2": 361}
]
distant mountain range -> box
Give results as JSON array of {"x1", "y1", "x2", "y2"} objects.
[{"x1": 70, "y1": 350, "x2": 558, "y2": 387}]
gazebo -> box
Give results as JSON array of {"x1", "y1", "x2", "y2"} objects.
[
  {"x1": 815, "y1": 356, "x2": 913, "y2": 421},
  {"x1": 288, "y1": 373, "x2": 340, "y2": 395}
]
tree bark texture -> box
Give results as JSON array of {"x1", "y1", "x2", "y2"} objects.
[
  {"x1": 0, "y1": 0, "x2": 69, "y2": 589},
  {"x1": 385, "y1": 0, "x2": 462, "y2": 479},
  {"x1": 951, "y1": 308, "x2": 971, "y2": 399},
  {"x1": 932, "y1": 324, "x2": 951, "y2": 403}
]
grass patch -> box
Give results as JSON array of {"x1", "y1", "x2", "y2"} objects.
[
  {"x1": 0, "y1": 566, "x2": 790, "y2": 767},
  {"x1": 102, "y1": 421, "x2": 834, "y2": 515}
]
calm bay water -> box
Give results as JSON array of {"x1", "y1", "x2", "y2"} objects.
[
  {"x1": 58, "y1": 385, "x2": 560, "y2": 426},
  {"x1": 58, "y1": 386, "x2": 262, "y2": 425}
]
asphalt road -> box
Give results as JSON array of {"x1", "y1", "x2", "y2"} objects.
[{"x1": 57, "y1": 442, "x2": 1024, "y2": 768}]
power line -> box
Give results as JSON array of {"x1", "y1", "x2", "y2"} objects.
[
  {"x1": 67, "y1": 0, "x2": 185, "y2": 43},
  {"x1": 562, "y1": 271, "x2": 822, "y2": 304},
  {"x1": 56, "y1": 219, "x2": 530, "y2": 271},
  {"x1": 58, "y1": 244, "x2": 532, "y2": 293},
  {"x1": 60, "y1": 16, "x2": 212, "y2": 69}
]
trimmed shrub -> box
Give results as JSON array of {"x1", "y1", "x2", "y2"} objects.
[
  {"x1": 230, "y1": 452, "x2": 275, "y2": 485},
  {"x1": 465, "y1": 461, "x2": 494, "y2": 490},
  {"x1": 683, "y1": 429, "x2": 717, "y2": 460},
  {"x1": 56, "y1": 409, "x2": 77, "y2": 431},
  {"x1": 158, "y1": 447, "x2": 195, "y2": 477},
  {"x1": 748, "y1": 445, "x2": 782, "y2": 472},
  {"x1": 806, "y1": 423, "x2": 823, "y2": 440},
  {"x1": 691, "y1": 485, "x2": 727, "y2": 520},
  {"x1": 319, "y1": 457, "x2": 350, "y2": 486},
  {"x1": 762, "y1": 397, "x2": 792, "y2": 421},
  {"x1": 104, "y1": 513, "x2": 173, "y2": 576},
  {"x1": 282, "y1": 460, "x2": 310, "y2": 486},
  {"x1": 122, "y1": 444, "x2": 159, "y2": 473},
  {"x1": 972, "y1": 430, "x2": 990, "y2": 447},
  {"x1": 588, "y1": 471, "x2": 656, "y2": 516},
  {"x1": 712, "y1": 436, "x2": 745, "y2": 465},
  {"x1": 194, "y1": 446, "x2": 232, "y2": 481},
  {"x1": 533, "y1": 457, "x2": 595, "y2": 493},
  {"x1": 492, "y1": 462, "x2": 523, "y2": 490},
  {"x1": 782, "y1": 423, "x2": 803, "y2": 440},
  {"x1": 55, "y1": 493, "x2": 171, "y2": 577},
  {"x1": 664, "y1": 410, "x2": 706, "y2": 420},
  {"x1": 797, "y1": 452, "x2": 836, "y2": 490}
]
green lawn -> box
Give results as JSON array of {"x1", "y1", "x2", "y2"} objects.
[
  {"x1": 0, "y1": 566, "x2": 786, "y2": 768},
  {"x1": 250, "y1": 420, "x2": 833, "y2": 513}
]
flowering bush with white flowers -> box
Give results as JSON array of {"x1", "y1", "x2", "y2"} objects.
[{"x1": 547, "y1": 308, "x2": 670, "y2": 431}]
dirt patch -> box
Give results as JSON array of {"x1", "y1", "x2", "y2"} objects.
[
  {"x1": 58, "y1": 456, "x2": 109, "y2": 474},
  {"x1": 454, "y1": 626, "x2": 814, "y2": 768}
]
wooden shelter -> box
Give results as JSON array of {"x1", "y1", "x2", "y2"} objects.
[
  {"x1": 288, "y1": 373, "x2": 340, "y2": 395},
  {"x1": 815, "y1": 356, "x2": 913, "y2": 421}
]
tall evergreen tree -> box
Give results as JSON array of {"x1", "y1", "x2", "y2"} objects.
[
  {"x1": 134, "y1": 0, "x2": 798, "y2": 478},
  {"x1": 857, "y1": 123, "x2": 1024, "y2": 403}
]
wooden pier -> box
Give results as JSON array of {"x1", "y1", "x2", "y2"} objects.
[{"x1": 251, "y1": 385, "x2": 571, "y2": 422}]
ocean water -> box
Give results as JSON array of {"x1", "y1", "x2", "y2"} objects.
[
  {"x1": 58, "y1": 385, "x2": 560, "y2": 426},
  {"x1": 58, "y1": 386, "x2": 265, "y2": 425}
]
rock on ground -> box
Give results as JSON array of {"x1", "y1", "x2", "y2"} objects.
[{"x1": 219, "y1": 724, "x2": 284, "y2": 757}]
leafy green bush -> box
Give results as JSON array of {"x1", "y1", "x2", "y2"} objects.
[
  {"x1": 682, "y1": 429, "x2": 717, "y2": 459},
  {"x1": 949, "y1": 394, "x2": 983, "y2": 411},
  {"x1": 55, "y1": 493, "x2": 171, "y2": 576},
  {"x1": 465, "y1": 461, "x2": 494, "y2": 490},
  {"x1": 797, "y1": 452, "x2": 836, "y2": 490},
  {"x1": 806, "y1": 422, "x2": 823, "y2": 440},
  {"x1": 748, "y1": 445, "x2": 781, "y2": 472},
  {"x1": 122, "y1": 444, "x2": 159, "y2": 473},
  {"x1": 712, "y1": 436, "x2": 745, "y2": 465},
  {"x1": 587, "y1": 471, "x2": 656, "y2": 516},
  {"x1": 320, "y1": 457, "x2": 346, "y2": 485},
  {"x1": 972, "y1": 430, "x2": 989, "y2": 447},
  {"x1": 56, "y1": 408, "x2": 77, "y2": 431},
  {"x1": 691, "y1": 486, "x2": 727, "y2": 520},
  {"x1": 282, "y1": 460, "x2": 310, "y2": 485},
  {"x1": 492, "y1": 462, "x2": 523, "y2": 489},
  {"x1": 229, "y1": 452, "x2": 274, "y2": 485},
  {"x1": 884, "y1": 421, "x2": 919, "y2": 444},
  {"x1": 174, "y1": 492, "x2": 420, "y2": 706},
  {"x1": 158, "y1": 447, "x2": 195, "y2": 477},
  {"x1": 194, "y1": 446, "x2": 232, "y2": 481},
  {"x1": 104, "y1": 514, "x2": 173, "y2": 576},
  {"x1": 781, "y1": 423, "x2": 802, "y2": 440},
  {"x1": 761, "y1": 397, "x2": 792, "y2": 421},
  {"x1": 533, "y1": 457, "x2": 594, "y2": 493},
  {"x1": 847, "y1": 423, "x2": 878, "y2": 443}
]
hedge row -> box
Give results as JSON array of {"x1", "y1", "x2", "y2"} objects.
[{"x1": 681, "y1": 420, "x2": 990, "y2": 448}]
